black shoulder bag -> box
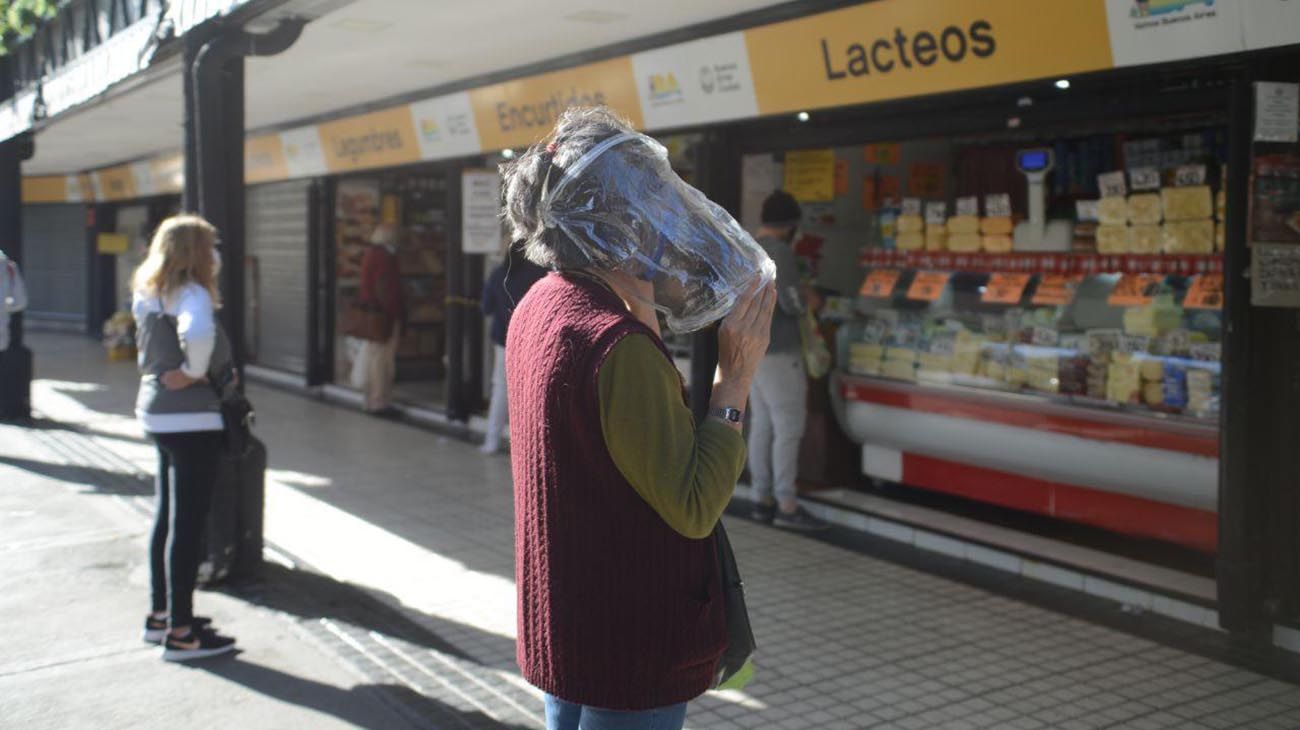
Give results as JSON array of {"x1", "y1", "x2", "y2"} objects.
[{"x1": 711, "y1": 520, "x2": 756, "y2": 688}]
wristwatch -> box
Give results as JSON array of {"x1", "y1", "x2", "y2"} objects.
[{"x1": 710, "y1": 407, "x2": 744, "y2": 424}]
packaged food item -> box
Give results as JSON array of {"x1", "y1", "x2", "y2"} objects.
[
  {"x1": 951, "y1": 334, "x2": 984, "y2": 376},
  {"x1": 947, "y1": 233, "x2": 982, "y2": 253},
  {"x1": 1186, "y1": 367, "x2": 1220, "y2": 417},
  {"x1": 1106, "y1": 359, "x2": 1141, "y2": 403},
  {"x1": 1161, "y1": 186, "x2": 1213, "y2": 221},
  {"x1": 1143, "y1": 381, "x2": 1166, "y2": 406},
  {"x1": 849, "y1": 343, "x2": 885, "y2": 375},
  {"x1": 1096, "y1": 225, "x2": 1129, "y2": 254},
  {"x1": 1215, "y1": 189, "x2": 1226, "y2": 220},
  {"x1": 896, "y1": 232, "x2": 925, "y2": 251},
  {"x1": 896, "y1": 214, "x2": 925, "y2": 234},
  {"x1": 883, "y1": 348, "x2": 918, "y2": 381},
  {"x1": 924, "y1": 230, "x2": 947, "y2": 251},
  {"x1": 1139, "y1": 358, "x2": 1165, "y2": 382},
  {"x1": 980, "y1": 216, "x2": 1013, "y2": 235},
  {"x1": 1162, "y1": 360, "x2": 1190, "y2": 410},
  {"x1": 1127, "y1": 193, "x2": 1163, "y2": 225},
  {"x1": 1162, "y1": 220, "x2": 1215, "y2": 254},
  {"x1": 918, "y1": 352, "x2": 954, "y2": 375},
  {"x1": 1128, "y1": 225, "x2": 1162, "y2": 254},
  {"x1": 947, "y1": 215, "x2": 980, "y2": 235},
  {"x1": 981, "y1": 235, "x2": 1013, "y2": 253},
  {"x1": 1098, "y1": 197, "x2": 1129, "y2": 226},
  {"x1": 1123, "y1": 297, "x2": 1182, "y2": 338}
]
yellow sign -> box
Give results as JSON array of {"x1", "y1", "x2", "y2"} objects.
[
  {"x1": 469, "y1": 56, "x2": 642, "y2": 151},
  {"x1": 20, "y1": 176, "x2": 68, "y2": 204},
  {"x1": 743, "y1": 0, "x2": 1113, "y2": 115},
  {"x1": 317, "y1": 105, "x2": 421, "y2": 173},
  {"x1": 244, "y1": 134, "x2": 289, "y2": 184},
  {"x1": 783, "y1": 149, "x2": 836, "y2": 202},
  {"x1": 95, "y1": 165, "x2": 138, "y2": 201},
  {"x1": 97, "y1": 233, "x2": 130, "y2": 254}
]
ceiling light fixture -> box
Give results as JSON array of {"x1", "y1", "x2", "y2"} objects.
[
  {"x1": 501, "y1": 149, "x2": 516, "y2": 160},
  {"x1": 1055, "y1": 79, "x2": 1071, "y2": 90},
  {"x1": 796, "y1": 111, "x2": 810, "y2": 123}
]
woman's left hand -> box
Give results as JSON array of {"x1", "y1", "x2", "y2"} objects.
[{"x1": 160, "y1": 369, "x2": 204, "y2": 391}]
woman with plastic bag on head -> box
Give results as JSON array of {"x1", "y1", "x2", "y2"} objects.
[{"x1": 502, "y1": 106, "x2": 776, "y2": 730}]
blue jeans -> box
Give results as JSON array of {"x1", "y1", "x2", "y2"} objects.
[{"x1": 544, "y1": 694, "x2": 687, "y2": 730}]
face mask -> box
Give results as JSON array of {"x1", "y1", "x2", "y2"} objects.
[
  {"x1": 211, "y1": 247, "x2": 222, "y2": 275},
  {"x1": 541, "y1": 132, "x2": 775, "y2": 333}
]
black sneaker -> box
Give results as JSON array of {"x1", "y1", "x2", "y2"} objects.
[
  {"x1": 751, "y1": 501, "x2": 777, "y2": 525},
  {"x1": 160, "y1": 626, "x2": 236, "y2": 662},
  {"x1": 143, "y1": 615, "x2": 212, "y2": 644},
  {"x1": 773, "y1": 506, "x2": 831, "y2": 531}
]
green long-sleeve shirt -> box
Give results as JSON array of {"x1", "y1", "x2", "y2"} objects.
[{"x1": 597, "y1": 334, "x2": 747, "y2": 539}]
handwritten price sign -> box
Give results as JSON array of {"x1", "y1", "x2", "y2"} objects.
[
  {"x1": 907, "y1": 271, "x2": 952, "y2": 302},
  {"x1": 1032, "y1": 274, "x2": 1082, "y2": 306},
  {"x1": 1108, "y1": 274, "x2": 1162, "y2": 307},
  {"x1": 860, "y1": 269, "x2": 902, "y2": 298},
  {"x1": 981, "y1": 273, "x2": 1032, "y2": 304},
  {"x1": 1184, "y1": 273, "x2": 1224, "y2": 310}
]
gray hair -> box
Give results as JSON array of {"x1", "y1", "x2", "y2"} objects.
[{"x1": 500, "y1": 106, "x2": 636, "y2": 271}]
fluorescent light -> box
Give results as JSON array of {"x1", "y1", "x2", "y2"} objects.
[
  {"x1": 796, "y1": 111, "x2": 810, "y2": 123},
  {"x1": 501, "y1": 149, "x2": 515, "y2": 159},
  {"x1": 1055, "y1": 79, "x2": 1071, "y2": 90}
]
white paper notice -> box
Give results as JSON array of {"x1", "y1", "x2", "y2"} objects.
[
  {"x1": 461, "y1": 170, "x2": 503, "y2": 255},
  {"x1": 1255, "y1": 82, "x2": 1300, "y2": 143},
  {"x1": 741, "y1": 154, "x2": 781, "y2": 232}
]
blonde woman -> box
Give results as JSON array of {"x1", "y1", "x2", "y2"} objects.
[{"x1": 131, "y1": 214, "x2": 237, "y2": 661}]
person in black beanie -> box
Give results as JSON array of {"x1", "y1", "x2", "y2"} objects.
[{"x1": 480, "y1": 240, "x2": 547, "y2": 454}]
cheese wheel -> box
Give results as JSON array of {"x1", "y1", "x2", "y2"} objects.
[
  {"x1": 924, "y1": 230, "x2": 947, "y2": 251},
  {"x1": 947, "y1": 215, "x2": 980, "y2": 235},
  {"x1": 896, "y1": 214, "x2": 924, "y2": 234},
  {"x1": 1096, "y1": 224, "x2": 1128, "y2": 254},
  {"x1": 981, "y1": 234, "x2": 1012, "y2": 253},
  {"x1": 896, "y1": 232, "x2": 925, "y2": 251},
  {"x1": 947, "y1": 233, "x2": 982, "y2": 253},
  {"x1": 1127, "y1": 193, "x2": 1163, "y2": 225},
  {"x1": 1162, "y1": 220, "x2": 1214, "y2": 254},
  {"x1": 980, "y1": 217, "x2": 1013, "y2": 235},
  {"x1": 1098, "y1": 197, "x2": 1129, "y2": 226},
  {"x1": 1128, "y1": 225, "x2": 1162, "y2": 254},
  {"x1": 1162, "y1": 186, "x2": 1213, "y2": 221}
]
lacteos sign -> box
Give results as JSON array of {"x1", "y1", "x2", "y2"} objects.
[{"x1": 744, "y1": 0, "x2": 1114, "y2": 115}]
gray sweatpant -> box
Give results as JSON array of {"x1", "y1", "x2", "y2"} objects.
[{"x1": 747, "y1": 350, "x2": 807, "y2": 505}]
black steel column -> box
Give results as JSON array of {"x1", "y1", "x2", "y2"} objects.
[
  {"x1": 0, "y1": 54, "x2": 34, "y2": 421},
  {"x1": 84, "y1": 204, "x2": 118, "y2": 338},
  {"x1": 306, "y1": 179, "x2": 324, "y2": 387},
  {"x1": 445, "y1": 162, "x2": 468, "y2": 422},
  {"x1": 466, "y1": 252, "x2": 485, "y2": 414}
]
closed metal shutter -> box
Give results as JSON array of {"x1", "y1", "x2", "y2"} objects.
[
  {"x1": 21, "y1": 204, "x2": 87, "y2": 328},
  {"x1": 246, "y1": 180, "x2": 310, "y2": 375}
]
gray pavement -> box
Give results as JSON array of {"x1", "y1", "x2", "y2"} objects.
[{"x1": 5, "y1": 331, "x2": 1300, "y2": 729}]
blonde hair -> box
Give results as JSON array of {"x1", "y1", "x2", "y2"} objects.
[{"x1": 131, "y1": 214, "x2": 222, "y2": 307}]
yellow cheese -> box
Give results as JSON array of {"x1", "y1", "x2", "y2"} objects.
[
  {"x1": 1143, "y1": 382, "x2": 1165, "y2": 406},
  {"x1": 1096, "y1": 224, "x2": 1129, "y2": 254},
  {"x1": 1098, "y1": 197, "x2": 1129, "y2": 226},
  {"x1": 1006, "y1": 368, "x2": 1029, "y2": 387},
  {"x1": 1127, "y1": 193, "x2": 1163, "y2": 225},
  {"x1": 1106, "y1": 361, "x2": 1141, "y2": 403},
  {"x1": 918, "y1": 353, "x2": 953, "y2": 374},
  {"x1": 947, "y1": 233, "x2": 982, "y2": 253},
  {"x1": 883, "y1": 357, "x2": 917, "y2": 381},
  {"x1": 1139, "y1": 358, "x2": 1165, "y2": 382},
  {"x1": 947, "y1": 215, "x2": 980, "y2": 235},
  {"x1": 1215, "y1": 222, "x2": 1225, "y2": 252},
  {"x1": 1161, "y1": 186, "x2": 1213, "y2": 221},
  {"x1": 896, "y1": 214, "x2": 924, "y2": 234},
  {"x1": 981, "y1": 234, "x2": 1013, "y2": 253},
  {"x1": 924, "y1": 230, "x2": 947, "y2": 251},
  {"x1": 980, "y1": 217, "x2": 1013, "y2": 235},
  {"x1": 1128, "y1": 225, "x2": 1162, "y2": 254},
  {"x1": 896, "y1": 232, "x2": 925, "y2": 251},
  {"x1": 1162, "y1": 220, "x2": 1214, "y2": 254}
]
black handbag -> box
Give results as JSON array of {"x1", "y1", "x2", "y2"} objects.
[
  {"x1": 711, "y1": 520, "x2": 756, "y2": 688},
  {"x1": 210, "y1": 364, "x2": 255, "y2": 456}
]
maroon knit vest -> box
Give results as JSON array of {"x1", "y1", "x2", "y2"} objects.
[{"x1": 506, "y1": 272, "x2": 726, "y2": 710}]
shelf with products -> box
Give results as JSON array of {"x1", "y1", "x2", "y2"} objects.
[{"x1": 858, "y1": 249, "x2": 1223, "y2": 276}]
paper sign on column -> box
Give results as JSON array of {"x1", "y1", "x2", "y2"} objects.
[
  {"x1": 461, "y1": 170, "x2": 503, "y2": 255},
  {"x1": 783, "y1": 149, "x2": 836, "y2": 202},
  {"x1": 1254, "y1": 82, "x2": 1299, "y2": 143}
]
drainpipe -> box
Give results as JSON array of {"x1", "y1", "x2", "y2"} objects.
[{"x1": 0, "y1": 54, "x2": 35, "y2": 421}]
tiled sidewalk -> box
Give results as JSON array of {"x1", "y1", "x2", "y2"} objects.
[{"x1": 17, "y1": 332, "x2": 1300, "y2": 729}]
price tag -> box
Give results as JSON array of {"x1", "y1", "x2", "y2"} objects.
[
  {"x1": 1117, "y1": 335, "x2": 1151, "y2": 355},
  {"x1": 863, "y1": 320, "x2": 888, "y2": 344},
  {"x1": 982, "y1": 273, "x2": 1032, "y2": 304},
  {"x1": 1087, "y1": 329, "x2": 1122, "y2": 355},
  {"x1": 1163, "y1": 329, "x2": 1192, "y2": 356},
  {"x1": 1184, "y1": 273, "x2": 1224, "y2": 310},
  {"x1": 1031, "y1": 326, "x2": 1060, "y2": 347},
  {"x1": 1032, "y1": 274, "x2": 1082, "y2": 306},
  {"x1": 956, "y1": 196, "x2": 979, "y2": 216},
  {"x1": 901, "y1": 198, "x2": 922, "y2": 216},
  {"x1": 1098, "y1": 171, "x2": 1128, "y2": 198},
  {"x1": 859, "y1": 269, "x2": 902, "y2": 298},
  {"x1": 1189, "y1": 343, "x2": 1221, "y2": 362},
  {"x1": 1075, "y1": 200, "x2": 1100, "y2": 222},
  {"x1": 1175, "y1": 164, "x2": 1207, "y2": 187},
  {"x1": 1129, "y1": 167, "x2": 1161, "y2": 191},
  {"x1": 924, "y1": 201, "x2": 948, "y2": 226},
  {"x1": 984, "y1": 194, "x2": 1012, "y2": 218},
  {"x1": 1108, "y1": 274, "x2": 1161, "y2": 307},
  {"x1": 906, "y1": 271, "x2": 951, "y2": 302}
]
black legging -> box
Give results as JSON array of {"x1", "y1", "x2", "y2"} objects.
[{"x1": 149, "y1": 430, "x2": 222, "y2": 629}]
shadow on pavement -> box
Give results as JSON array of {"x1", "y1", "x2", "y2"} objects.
[
  {"x1": 29, "y1": 416, "x2": 151, "y2": 446},
  {"x1": 195, "y1": 656, "x2": 531, "y2": 730},
  {"x1": 0, "y1": 454, "x2": 152, "y2": 496}
]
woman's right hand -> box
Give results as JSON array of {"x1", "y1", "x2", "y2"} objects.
[
  {"x1": 160, "y1": 368, "x2": 205, "y2": 391},
  {"x1": 716, "y1": 278, "x2": 777, "y2": 389}
]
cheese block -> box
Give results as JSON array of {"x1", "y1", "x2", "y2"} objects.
[
  {"x1": 1139, "y1": 358, "x2": 1165, "y2": 382},
  {"x1": 918, "y1": 353, "x2": 953, "y2": 374},
  {"x1": 896, "y1": 214, "x2": 924, "y2": 234},
  {"x1": 1096, "y1": 224, "x2": 1129, "y2": 254},
  {"x1": 980, "y1": 216, "x2": 1013, "y2": 235},
  {"x1": 947, "y1": 233, "x2": 982, "y2": 253},
  {"x1": 1162, "y1": 186, "x2": 1213, "y2": 221},
  {"x1": 1143, "y1": 382, "x2": 1166, "y2": 406},
  {"x1": 1006, "y1": 367, "x2": 1029, "y2": 388},
  {"x1": 947, "y1": 215, "x2": 980, "y2": 235},
  {"x1": 924, "y1": 230, "x2": 947, "y2": 251},
  {"x1": 1214, "y1": 221, "x2": 1225, "y2": 252},
  {"x1": 1127, "y1": 193, "x2": 1163, "y2": 225},
  {"x1": 896, "y1": 232, "x2": 925, "y2": 251},
  {"x1": 981, "y1": 234, "x2": 1013, "y2": 253},
  {"x1": 1098, "y1": 197, "x2": 1129, "y2": 226},
  {"x1": 1162, "y1": 220, "x2": 1214, "y2": 254},
  {"x1": 1106, "y1": 361, "x2": 1141, "y2": 403},
  {"x1": 1128, "y1": 224, "x2": 1162, "y2": 254},
  {"x1": 1215, "y1": 189, "x2": 1226, "y2": 220}
]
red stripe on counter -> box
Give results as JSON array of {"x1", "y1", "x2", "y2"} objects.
[
  {"x1": 843, "y1": 381, "x2": 1218, "y2": 458},
  {"x1": 902, "y1": 453, "x2": 1218, "y2": 553}
]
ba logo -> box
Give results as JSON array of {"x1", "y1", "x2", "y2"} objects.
[
  {"x1": 649, "y1": 73, "x2": 683, "y2": 103},
  {"x1": 699, "y1": 66, "x2": 716, "y2": 94},
  {"x1": 421, "y1": 119, "x2": 441, "y2": 142}
]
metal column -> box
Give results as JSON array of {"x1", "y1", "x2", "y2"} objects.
[{"x1": 0, "y1": 56, "x2": 34, "y2": 421}]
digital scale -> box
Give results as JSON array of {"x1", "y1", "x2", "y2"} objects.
[{"x1": 1013, "y1": 147, "x2": 1074, "y2": 252}]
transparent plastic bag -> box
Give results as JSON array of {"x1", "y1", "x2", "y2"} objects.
[{"x1": 542, "y1": 132, "x2": 775, "y2": 332}]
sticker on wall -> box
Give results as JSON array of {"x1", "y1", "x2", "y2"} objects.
[{"x1": 631, "y1": 32, "x2": 759, "y2": 130}]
